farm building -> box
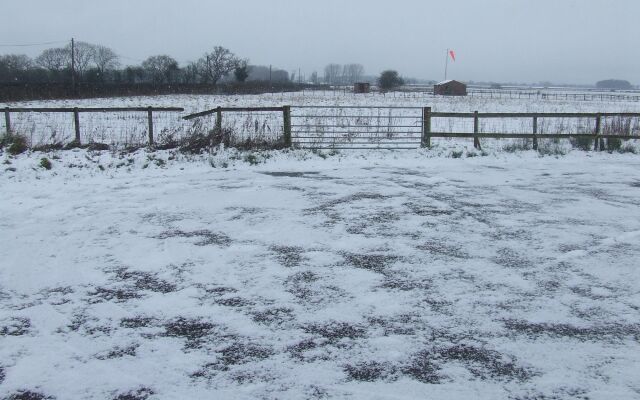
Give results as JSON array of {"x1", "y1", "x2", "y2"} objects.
[
  {"x1": 434, "y1": 80, "x2": 467, "y2": 96},
  {"x1": 353, "y1": 82, "x2": 371, "y2": 93}
]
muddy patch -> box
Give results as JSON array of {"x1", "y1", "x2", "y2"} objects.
[
  {"x1": 96, "y1": 344, "x2": 138, "y2": 360},
  {"x1": 405, "y1": 202, "x2": 455, "y2": 217},
  {"x1": 113, "y1": 268, "x2": 177, "y2": 293},
  {"x1": 284, "y1": 271, "x2": 344, "y2": 303},
  {"x1": 403, "y1": 344, "x2": 533, "y2": 383},
  {"x1": 5, "y1": 391, "x2": 55, "y2": 400},
  {"x1": 504, "y1": 319, "x2": 640, "y2": 342},
  {"x1": 402, "y1": 350, "x2": 442, "y2": 384},
  {"x1": 251, "y1": 307, "x2": 295, "y2": 326},
  {"x1": 493, "y1": 248, "x2": 533, "y2": 269},
  {"x1": 417, "y1": 241, "x2": 469, "y2": 259},
  {"x1": 155, "y1": 229, "x2": 231, "y2": 246},
  {"x1": 112, "y1": 387, "x2": 154, "y2": 400},
  {"x1": 271, "y1": 245, "x2": 306, "y2": 268},
  {"x1": 344, "y1": 361, "x2": 398, "y2": 382},
  {"x1": 303, "y1": 321, "x2": 366, "y2": 343},
  {"x1": 163, "y1": 318, "x2": 230, "y2": 349},
  {"x1": 120, "y1": 316, "x2": 158, "y2": 329},
  {"x1": 1, "y1": 317, "x2": 31, "y2": 336},
  {"x1": 341, "y1": 253, "x2": 400, "y2": 274},
  {"x1": 87, "y1": 286, "x2": 142, "y2": 304},
  {"x1": 260, "y1": 171, "x2": 320, "y2": 178},
  {"x1": 192, "y1": 342, "x2": 273, "y2": 378}
]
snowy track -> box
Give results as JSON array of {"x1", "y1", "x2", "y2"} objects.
[{"x1": 1, "y1": 150, "x2": 640, "y2": 399}]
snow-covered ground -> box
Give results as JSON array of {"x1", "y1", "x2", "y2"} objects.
[{"x1": 1, "y1": 148, "x2": 640, "y2": 399}]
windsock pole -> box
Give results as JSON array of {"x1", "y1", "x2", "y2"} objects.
[{"x1": 444, "y1": 48, "x2": 449, "y2": 81}]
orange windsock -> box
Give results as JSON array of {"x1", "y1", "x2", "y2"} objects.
[{"x1": 449, "y1": 50, "x2": 456, "y2": 62}]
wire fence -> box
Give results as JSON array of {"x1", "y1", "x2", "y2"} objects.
[
  {"x1": 4, "y1": 105, "x2": 640, "y2": 152},
  {"x1": 3, "y1": 107, "x2": 183, "y2": 149},
  {"x1": 268, "y1": 87, "x2": 640, "y2": 103},
  {"x1": 290, "y1": 106, "x2": 423, "y2": 149}
]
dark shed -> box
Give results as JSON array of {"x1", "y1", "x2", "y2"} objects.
[
  {"x1": 434, "y1": 80, "x2": 467, "y2": 96},
  {"x1": 353, "y1": 82, "x2": 371, "y2": 94}
]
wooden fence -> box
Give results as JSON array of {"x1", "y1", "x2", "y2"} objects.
[
  {"x1": 4, "y1": 105, "x2": 640, "y2": 151},
  {"x1": 183, "y1": 106, "x2": 292, "y2": 147},
  {"x1": 425, "y1": 110, "x2": 640, "y2": 151},
  {"x1": 183, "y1": 106, "x2": 640, "y2": 150},
  {"x1": 3, "y1": 106, "x2": 184, "y2": 146}
]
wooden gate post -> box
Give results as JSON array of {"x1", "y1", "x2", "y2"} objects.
[
  {"x1": 421, "y1": 107, "x2": 431, "y2": 148},
  {"x1": 283, "y1": 105, "x2": 292, "y2": 148},
  {"x1": 4, "y1": 108, "x2": 11, "y2": 137},
  {"x1": 73, "y1": 108, "x2": 81, "y2": 144},
  {"x1": 473, "y1": 111, "x2": 481, "y2": 150},
  {"x1": 594, "y1": 113, "x2": 601, "y2": 151},
  {"x1": 147, "y1": 107, "x2": 154, "y2": 146},
  {"x1": 532, "y1": 116, "x2": 538, "y2": 150},
  {"x1": 215, "y1": 107, "x2": 222, "y2": 133}
]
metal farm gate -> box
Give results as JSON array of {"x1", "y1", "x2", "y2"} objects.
[{"x1": 290, "y1": 106, "x2": 424, "y2": 149}]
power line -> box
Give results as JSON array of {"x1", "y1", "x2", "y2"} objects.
[{"x1": 0, "y1": 40, "x2": 68, "y2": 48}]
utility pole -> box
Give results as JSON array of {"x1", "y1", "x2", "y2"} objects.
[
  {"x1": 206, "y1": 55, "x2": 210, "y2": 83},
  {"x1": 71, "y1": 38, "x2": 76, "y2": 94}
]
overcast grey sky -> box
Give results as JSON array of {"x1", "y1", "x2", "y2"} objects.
[{"x1": 1, "y1": 0, "x2": 639, "y2": 84}]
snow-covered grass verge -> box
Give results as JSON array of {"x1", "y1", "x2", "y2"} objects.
[{"x1": 1, "y1": 149, "x2": 640, "y2": 399}]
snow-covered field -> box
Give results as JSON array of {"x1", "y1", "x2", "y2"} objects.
[
  {"x1": 1, "y1": 147, "x2": 640, "y2": 399},
  {"x1": 2, "y1": 91, "x2": 639, "y2": 149}
]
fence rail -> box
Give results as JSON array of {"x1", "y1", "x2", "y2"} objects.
[
  {"x1": 425, "y1": 109, "x2": 640, "y2": 151},
  {"x1": 3, "y1": 106, "x2": 184, "y2": 146},
  {"x1": 4, "y1": 104, "x2": 640, "y2": 151},
  {"x1": 290, "y1": 105, "x2": 423, "y2": 149},
  {"x1": 182, "y1": 106, "x2": 291, "y2": 147}
]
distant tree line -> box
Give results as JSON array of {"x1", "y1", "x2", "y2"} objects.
[
  {"x1": 0, "y1": 42, "x2": 293, "y2": 86},
  {"x1": 322, "y1": 63, "x2": 366, "y2": 85},
  {"x1": 596, "y1": 79, "x2": 633, "y2": 90},
  {"x1": 1, "y1": 41, "x2": 418, "y2": 101}
]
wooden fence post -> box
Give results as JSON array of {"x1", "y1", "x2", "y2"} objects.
[
  {"x1": 215, "y1": 107, "x2": 222, "y2": 133},
  {"x1": 594, "y1": 113, "x2": 601, "y2": 151},
  {"x1": 147, "y1": 107, "x2": 154, "y2": 146},
  {"x1": 73, "y1": 108, "x2": 81, "y2": 144},
  {"x1": 422, "y1": 107, "x2": 431, "y2": 148},
  {"x1": 532, "y1": 116, "x2": 538, "y2": 150},
  {"x1": 599, "y1": 114, "x2": 605, "y2": 151},
  {"x1": 473, "y1": 111, "x2": 481, "y2": 150},
  {"x1": 4, "y1": 108, "x2": 10, "y2": 137},
  {"x1": 283, "y1": 105, "x2": 292, "y2": 148}
]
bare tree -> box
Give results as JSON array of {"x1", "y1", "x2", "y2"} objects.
[
  {"x1": 323, "y1": 64, "x2": 341, "y2": 85},
  {"x1": 310, "y1": 71, "x2": 318, "y2": 84},
  {"x1": 142, "y1": 55, "x2": 179, "y2": 84},
  {"x1": 36, "y1": 48, "x2": 70, "y2": 72},
  {"x1": 0, "y1": 54, "x2": 33, "y2": 71},
  {"x1": 345, "y1": 63, "x2": 364, "y2": 84},
  {"x1": 93, "y1": 45, "x2": 120, "y2": 74},
  {"x1": 234, "y1": 59, "x2": 250, "y2": 82},
  {"x1": 0, "y1": 54, "x2": 34, "y2": 81},
  {"x1": 183, "y1": 61, "x2": 200, "y2": 84},
  {"x1": 69, "y1": 41, "x2": 96, "y2": 77},
  {"x1": 198, "y1": 46, "x2": 240, "y2": 85}
]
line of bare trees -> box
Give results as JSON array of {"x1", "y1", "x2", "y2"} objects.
[
  {"x1": 323, "y1": 63, "x2": 365, "y2": 85},
  {"x1": 0, "y1": 43, "x2": 293, "y2": 86}
]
